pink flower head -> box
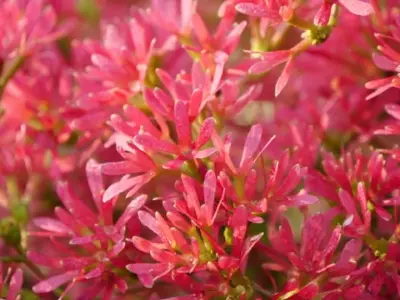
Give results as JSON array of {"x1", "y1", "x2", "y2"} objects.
[
  {"x1": 29, "y1": 160, "x2": 146, "y2": 298},
  {"x1": 128, "y1": 200, "x2": 262, "y2": 298},
  {"x1": 0, "y1": 0, "x2": 74, "y2": 60},
  {"x1": 72, "y1": 9, "x2": 185, "y2": 133},
  {"x1": 306, "y1": 150, "x2": 400, "y2": 233},
  {"x1": 366, "y1": 33, "x2": 400, "y2": 100},
  {"x1": 268, "y1": 213, "x2": 362, "y2": 298}
]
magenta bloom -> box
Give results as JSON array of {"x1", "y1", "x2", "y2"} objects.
[{"x1": 29, "y1": 160, "x2": 146, "y2": 298}]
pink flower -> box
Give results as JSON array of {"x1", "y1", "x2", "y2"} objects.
[
  {"x1": 366, "y1": 33, "x2": 400, "y2": 100},
  {"x1": 267, "y1": 213, "x2": 362, "y2": 298},
  {"x1": 0, "y1": 0, "x2": 74, "y2": 60},
  {"x1": 127, "y1": 174, "x2": 261, "y2": 298},
  {"x1": 29, "y1": 160, "x2": 146, "y2": 298}
]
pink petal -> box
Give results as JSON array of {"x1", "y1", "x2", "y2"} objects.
[
  {"x1": 300, "y1": 214, "x2": 325, "y2": 261},
  {"x1": 138, "y1": 211, "x2": 161, "y2": 236},
  {"x1": 203, "y1": 170, "x2": 216, "y2": 223},
  {"x1": 181, "y1": 175, "x2": 202, "y2": 218},
  {"x1": 290, "y1": 194, "x2": 319, "y2": 206},
  {"x1": 102, "y1": 177, "x2": 136, "y2": 202},
  {"x1": 192, "y1": 13, "x2": 211, "y2": 46},
  {"x1": 101, "y1": 161, "x2": 147, "y2": 175},
  {"x1": 126, "y1": 263, "x2": 173, "y2": 288},
  {"x1": 134, "y1": 134, "x2": 180, "y2": 155},
  {"x1": 239, "y1": 124, "x2": 262, "y2": 169},
  {"x1": 275, "y1": 57, "x2": 293, "y2": 97},
  {"x1": 372, "y1": 53, "x2": 398, "y2": 71},
  {"x1": 33, "y1": 217, "x2": 72, "y2": 235},
  {"x1": 195, "y1": 118, "x2": 215, "y2": 149},
  {"x1": 249, "y1": 50, "x2": 291, "y2": 74},
  {"x1": 386, "y1": 104, "x2": 400, "y2": 120},
  {"x1": 33, "y1": 271, "x2": 79, "y2": 293},
  {"x1": 116, "y1": 194, "x2": 148, "y2": 228},
  {"x1": 86, "y1": 159, "x2": 104, "y2": 208},
  {"x1": 230, "y1": 205, "x2": 248, "y2": 257},
  {"x1": 339, "y1": 0, "x2": 373, "y2": 16},
  {"x1": 174, "y1": 101, "x2": 191, "y2": 147},
  {"x1": 6, "y1": 268, "x2": 23, "y2": 300},
  {"x1": 235, "y1": 3, "x2": 279, "y2": 19}
]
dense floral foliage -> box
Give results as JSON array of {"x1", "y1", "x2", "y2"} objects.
[{"x1": 0, "y1": 0, "x2": 400, "y2": 299}]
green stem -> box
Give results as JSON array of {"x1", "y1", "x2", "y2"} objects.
[
  {"x1": 14, "y1": 245, "x2": 44, "y2": 279},
  {"x1": 0, "y1": 55, "x2": 25, "y2": 99}
]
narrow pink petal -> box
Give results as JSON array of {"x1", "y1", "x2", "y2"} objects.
[
  {"x1": 6, "y1": 269, "x2": 23, "y2": 300},
  {"x1": 166, "y1": 213, "x2": 191, "y2": 234},
  {"x1": 290, "y1": 194, "x2": 319, "y2": 206},
  {"x1": 193, "y1": 148, "x2": 217, "y2": 159},
  {"x1": 123, "y1": 105, "x2": 161, "y2": 138},
  {"x1": 366, "y1": 83, "x2": 393, "y2": 100},
  {"x1": 240, "y1": 233, "x2": 264, "y2": 272},
  {"x1": 86, "y1": 159, "x2": 104, "y2": 208},
  {"x1": 33, "y1": 271, "x2": 79, "y2": 293},
  {"x1": 101, "y1": 161, "x2": 147, "y2": 175},
  {"x1": 138, "y1": 211, "x2": 161, "y2": 236},
  {"x1": 181, "y1": 0, "x2": 195, "y2": 31},
  {"x1": 223, "y1": 21, "x2": 247, "y2": 54},
  {"x1": 339, "y1": 0, "x2": 373, "y2": 16},
  {"x1": 134, "y1": 134, "x2": 180, "y2": 155},
  {"x1": 239, "y1": 124, "x2": 262, "y2": 169},
  {"x1": 372, "y1": 53, "x2": 398, "y2": 71},
  {"x1": 33, "y1": 217, "x2": 72, "y2": 235},
  {"x1": 236, "y1": 3, "x2": 279, "y2": 19},
  {"x1": 375, "y1": 206, "x2": 392, "y2": 221},
  {"x1": 192, "y1": 13, "x2": 211, "y2": 46},
  {"x1": 116, "y1": 194, "x2": 148, "y2": 228},
  {"x1": 275, "y1": 57, "x2": 293, "y2": 97},
  {"x1": 269, "y1": 218, "x2": 297, "y2": 254},
  {"x1": 189, "y1": 89, "x2": 204, "y2": 118},
  {"x1": 386, "y1": 104, "x2": 400, "y2": 120},
  {"x1": 204, "y1": 170, "x2": 216, "y2": 223},
  {"x1": 231, "y1": 205, "x2": 248, "y2": 257},
  {"x1": 174, "y1": 101, "x2": 192, "y2": 147},
  {"x1": 126, "y1": 263, "x2": 173, "y2": 288},
  {"x1": 181, "y1": 175, "x2": 201, "y2": 218},
  {"x1": 320, "y1": 226, "x2": 342, "y2": 263},
  {"x1": 102, "y1": 176, "x2": 140, "y2": 202},
  {"x1": 163, "y1": 157, "x2": 186, "y2": 170},
  {"x1": 274, "y1": 164, "x2": 303, "y2": 196},
  {"x1": 249, "y1": 54, "x2": 290, "y2": 75},
  {"x1": 195, "y1": 118, "x2": 215, "y2": 149},
  {"x1": 300, "y1": 214, "x2": 325, "y2": 261},
  {"x1": 144, "y1": 88, "x2": 169, "y2": 116}
]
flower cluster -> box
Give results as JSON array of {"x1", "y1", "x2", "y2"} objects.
[{"x1": 1, "y1": 0, "x2": 400, "y2": 299}]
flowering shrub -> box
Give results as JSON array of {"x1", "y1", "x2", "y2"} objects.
[{"x1": 1, "y1": 0, "x2": 400, "y2": 299}]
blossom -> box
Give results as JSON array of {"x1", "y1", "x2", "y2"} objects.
[
  {"x1": 127, "y1": 174, "x2": 262, "y2": 298},
  {"x1": 0, "y1": 0, "x2": 74, "y2": 60},
  {"x1": 28, "y1": 160, "x2": 146, "y2": 298}
]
